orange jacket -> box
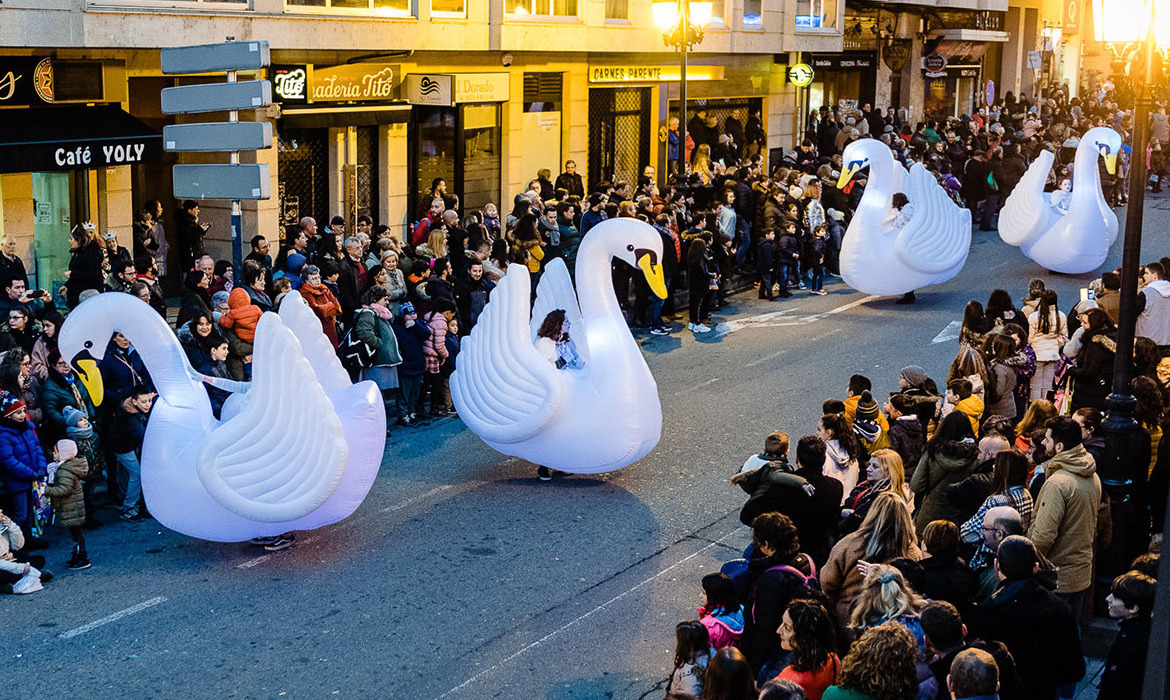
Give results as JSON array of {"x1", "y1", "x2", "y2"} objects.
[{"x1": 219, "y1": 287, "x2": 261, "y2": 342}]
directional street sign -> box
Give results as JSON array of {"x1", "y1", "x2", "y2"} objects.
[
  {"x1": 161, "y1": 41, "x2": 271, "y2": 75},
  {"x1": 160, "y1": 81, "x2": 272, "y2": 115},
  {"x1": 173, "y1": 164, "x2": 270, "y2": 200},
  {"x1": 163, "y1": 122, "x2": 273, "y2": 153}
]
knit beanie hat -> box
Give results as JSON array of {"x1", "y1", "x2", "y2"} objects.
[
  {"x1": 899, "y1": 365, "x2": 928, "y2": 390},
  {"x1": 0, "y1": 392, "x2": 25, "y2": 418},
  {"x1": 288, "y1": 253, "x2": 307, "y2": 273},
  {"x1": 56, "y1": 439, "x2": 78, "y2": 462},
  {"x1": 855, "y1": 390, "x2": 880, "y2": 422},
  {"x1": 63, "y1": 405, "x2": 93, "y2": 440}
]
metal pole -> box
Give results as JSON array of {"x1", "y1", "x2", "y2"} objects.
[
  {"x1": 226, "y1": 68, "x2": 244, "y2": 282},
  {"x1": 678, "y1": 0, "x2": 689, "y2": 179}
]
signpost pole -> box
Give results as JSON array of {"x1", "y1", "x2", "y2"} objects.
[{"x1": 226, "y1": 68, "x2": 244, "y2": 281}]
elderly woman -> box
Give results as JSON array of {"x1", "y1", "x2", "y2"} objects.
[
  {"x1": 380, "y1": 250, "x2": 409, "y2": 318},
  {"x1": 299, "y1": 264, "x2": 342, "y2": 348}
]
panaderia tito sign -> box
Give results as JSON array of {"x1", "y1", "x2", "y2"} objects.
[{"x1": 271, "y1": 63, "x2": 400, "y2": 104}]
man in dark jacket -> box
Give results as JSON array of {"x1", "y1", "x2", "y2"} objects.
[
  {"x1": 175, "y1": 199, "x2": 208, "y2": 272},
  {"x1": 739, "y1": 512, "x2": 817, "y2": 673},
  {"x1": 962, "y1": 151, "x2": 996, "y2": 231},
  {"x1": 455, "y1": 261, "x2": 494, "y2": 337},
  {"x1": 736, "y1": 435, "x2": 841, "y2": 565},
  {"x1": 1097, "y1": 571, "x2": 1155, "y2": 700},
  {"x1": 337, "y1": 237, "x2": 368, "y2": 320},
  {"x1": 106, "y1": 386, "x2": 153, "y2": 520},
  {"x1": 100, "y1": 333, "x2": 153, "y2": 411},
  {"x1": 554, "y1": 160, "x2": 585, "y2": 199},
  {"x1": 968, "y1": 536, "x2": 1084, "y2": 700},
  {"x1": 921, "y1": 600, "x2": 1021, "y2": 700}
]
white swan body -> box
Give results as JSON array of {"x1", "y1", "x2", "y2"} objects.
[
  {"x1": 999, "y1": 126, "x2": 1121, "y2": 273},
  {"x1": 451, "y1": 218, "x2": 667, "y2": 474},
  {"x1": 837, "y1": 139, "x2": 972, "y2": 296},
  {"x1": 59, "y1": 291, "x2": 385, "y2": 542}
]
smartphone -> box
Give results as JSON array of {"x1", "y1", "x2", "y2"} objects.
[{"x1": 1080, "y1": 287, "x2": 1090, "y2": 302}]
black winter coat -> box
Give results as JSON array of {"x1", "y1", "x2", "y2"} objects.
[
  {"x1": 391, "y1": 319, "x2": 431, "y2": 377},
  {"x1": 739, "y1": 464, "x2": 842, "y2": 565},
  {"x1": 66, "y1": 242, "x2": 105, "y2": 308},
  {"x1": 1069, "y1": 332, "x2": 1115, "y2": 411},
  {"x1": 920, "y1": 554, "x2": 979, "y2": 617},
  {"x1": 887, "y1": 416, "x2": 926, "y2": 479},
  {"x1": 968, "y1": 577, "x2": 1085, "y2": 699},
  {"x1": 741, "y1": 549, "x2": 816, "y2": 672},
  {"x1": 1097, "y1": 615, "x2": 1151, "y2": 700}
]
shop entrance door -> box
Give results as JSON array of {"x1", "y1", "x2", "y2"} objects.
[
  {"x1": 278, "y1": 128, "x2": 329, "y2": 238},
  {"x1": 588, "y1": 87, "x2": 650, "y2": 191},
  {"x1": 354, "y1": 126, "x2": 380, "y2": 226},
  {"x1": 410, "y1": 105, "x2": 501, "y2": 220},
  {"x1": 31, "y1": 172, "x2": 72, "y2": 295}
]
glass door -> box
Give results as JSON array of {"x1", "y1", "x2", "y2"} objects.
[{"x1": 31, "y1": 172, "x2": 73, "y2": 298}]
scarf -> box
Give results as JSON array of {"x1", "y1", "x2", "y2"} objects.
[{"x1": 364, "y1": 302, "x2": 393, "y2": 321}]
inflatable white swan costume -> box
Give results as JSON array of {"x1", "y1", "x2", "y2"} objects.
[
  {"x1": 837, "y1": 139, "x2": 972, "y2": 296},
  {"x1": 59, "y1": 292, "x2": 385, "y2": 542},
  {"x1": 999, "y1": 126, "x2": 1121, "y2": 274},
  {"x1": 451, "y1": 218, "x2": 667, "y2": 474}
]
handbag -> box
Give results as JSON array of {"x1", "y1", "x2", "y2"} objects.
[
  {"x1": 986, "y1": 171, "x2": 999, "y2": 192},
  {"x1": 13, "y1": 565, "x2": 42, "y2": 594},
  {"x1": 339, "y1": 309, "x2": 378, "y2": 372}
]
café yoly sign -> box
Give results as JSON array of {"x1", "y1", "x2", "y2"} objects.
[{"x1": 788, "y1": 63, "x2": 814, "y2": 87}]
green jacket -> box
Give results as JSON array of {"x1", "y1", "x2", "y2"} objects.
[
  {"x1": 354, "y1": 308, "x2": 402, "y2": 367},
  {"x1": 911, "y1": 439, "x2": 978, "y2": 533},
  {"x1": 822, "y1": 687, "x2": 879, "y2": 700}
]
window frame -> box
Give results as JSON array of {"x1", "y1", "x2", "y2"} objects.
[
  {"x1": 794, "y1": 0, "x2": 839, "y2": 32},
  {"x1": 430, "y1": 0, "x2": 466, "y2": 19},
  {"x1": 741, "y1": 0, "x2": 762, "y2": 29},
  {"x1": 505, "y1": 0, "x2": 580, "y2": 21},
  {"x1": 283, "y1": 0, "x2": 414, "y2": 17},
  {"x1": 85, "y1": 0, "x2": 251, "y2": 9}
]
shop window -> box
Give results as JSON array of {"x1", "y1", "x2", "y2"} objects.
[
  {"x1": 287, "y1": 0, "x2": 411, "y2": 15},
  {"x1": 523, "y1": 72, "x2": 563, "y2": 113},
  {"x1": 795, "y1": 0, "x2": 836, "y2": 30},
  {"x1": 710, "y1": 0, "x2": 725, "y2": 25},
  {"x1": 507, "y1": 0, "x2": 578, "y2": 18},
  {"x1": 605, "y1": 0, "x2": 628, "y2": 20},
  {"x1": 432, "y1": 0, "x2": 465, "y2": 16},
  {"x1": 742, "y1": 0, "x2": 761, "y2": 28}
]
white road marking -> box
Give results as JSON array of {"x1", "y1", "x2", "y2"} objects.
[
  {"x1": 380, "y1": 485, "x2": 455, "y2": 513},
  {"x1": 432, "y1": 527, "x2": 742, "y2": 699},
  {"x1": 801, "y1": 295, "x2": 882, "y2": 323},
  {"x1": 808, "y1": 327, "x2": 845, "y2": 343},
  {"x1": 673, "y1": 377, "x2": 719, "y2": 396},
  {"x1": 746, "y1": 349, "x2": 787, "y2": 368},
  {"x1": 712, "y1": 307, "x2": 801, "y2": 335},
  {"x1": 932, "y1": 320, "x2": 963, "y2": 344},
  {"x1": 59, "y1": 597, "x2": 167, "y2": 639},
  {"x1": 237, "y1": 535, "x2": 321, "y2": 569},
  {"x1": 715, "y1": 294, "x2": 880, "y2": 336}
]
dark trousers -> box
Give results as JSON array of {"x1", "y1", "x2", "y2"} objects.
[
  {"x1": 398, "y1": 374, "x2": 422, "y2": 418},
  {"x1": 758, "y1": 272, "x2": 774, "y2": 298},
  {"x1": 611, "y1": 261, "x2": 632, "y2": 311},
  {"x1": 688, "y1": 282, "x2": 709, "y2": 324},
  {"x1": 647, "y1": 274, "x2": 672, "y2": 329},
  {"x1": 0, "y1": 489, "x2": 31, "y2": 542},
  {"x1": 810, "y1": 264, "x2": 824, "y2": 291},
  {"x1": 420, "y1": 372, "x2": 444, "y2": 414}
]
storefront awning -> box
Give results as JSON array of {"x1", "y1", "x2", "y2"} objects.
[{"x1": 0, "y1": 105, "x2": 163, "y2": 174}]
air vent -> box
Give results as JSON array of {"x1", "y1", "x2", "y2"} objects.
[
  {"x1": 53, "y1": 62, "x2": 105, "y2": 103},
  {"x1": 523, "y1": 72, "x2": 562, "y2": 113}
]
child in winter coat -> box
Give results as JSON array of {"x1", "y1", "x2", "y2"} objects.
[
  {"x1": 391, "y1": 302, "x2": 432, "y2": 427},
  {"x1": 665, "y1": 621, "x2": 712, "y2": 698},
  {"x1": 62, "y1": 405, "x2": 105, "y2": 517},
  {"x1": 219, "y1": 287, "x2": 261, "y2": 343},
  {"x1": 200, "y1": 340, "x2": 234, "y2": 419},
  {"x1": 421, "y1": 300, "x2": 455, "y2": 418},
  {"x1": 698, "y1": 572, "x2": 745, "y2": 650},
  {"x1": 43, "y1": 439, "x2": 89, "y2": 570},
  {"x1": 757, "y1": 230, "x2": 776, "y2": 299},
  {"x1": 440, "y1": 317, "x2": 461, "y2": 414},
  {"x1": 776, "y1": 221, "x2": 801, "y2": 297}
]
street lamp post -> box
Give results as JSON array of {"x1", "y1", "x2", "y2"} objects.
[
  {"x1": 653, "y1": 0, "x2": 712, "y2": 179},
  {"x1": 1091, "y1": 2, "x2": 1170, "y2": 698}
]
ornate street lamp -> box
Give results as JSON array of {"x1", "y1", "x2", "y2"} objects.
[
  {"x1": 653, "y1": 0, "x2": 712, "y2": 177},
  {"x1": 1091, "y1": 2, "x2": 1170, "y2": 698}
]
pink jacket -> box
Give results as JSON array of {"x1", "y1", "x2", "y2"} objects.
[
  {"x1": 699, "y1": 606, "x2": 745, "y2": 650},
  {"x1": 422, "y1": 312, "x2": 448, "y2": 374}
]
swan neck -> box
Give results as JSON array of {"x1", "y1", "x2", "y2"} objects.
[
  {"x1": 575, "y1": 234, "x2": 623, "y2": 323},
  {"x1": 120, "y1": 309, "x2": 207, "y2": 411},
  {"x1": 1074, "y1": 139, "x2": 1102, "y2": 190}
]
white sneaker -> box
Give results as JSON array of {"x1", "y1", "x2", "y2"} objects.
[
  {"x1": 687, "y1": 322, "x2": 695, "y2": 331},
  {"x1": 692, "y1": 323, "x2": 711, "y2": 333}
]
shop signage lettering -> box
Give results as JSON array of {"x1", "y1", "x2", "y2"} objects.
[
  {"x1": 809, "y1": 53, "x2": 875, "y2": 70},
  {"x1": 405, "y1": 74, "x2": 454, "y2": 106},
  {"x1": 53, "y1": 141, "x2": 150, "y2": 168},
  {"x1": 453, "y1": 73, "x2": 510, "y2": 103},
  {"x1": 923, "y1": 52, "x2": 948, "y2": 78},
  {"x1": 587, "y1": 65, "x2": 725, "y2": 83},
  {"x1": 0, "y1": 57, "x2": 53, "y2": 107},
  {"x1": 302, "y1": 63, "x2": 399, "y2": 103},
  {"x1": 272, "y1": 65, "x2": 308, "y2": 102}
]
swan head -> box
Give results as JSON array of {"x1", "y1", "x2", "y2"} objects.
[
  {"x1": 838, "y1": 139, "x2": 884, "y2": 189},
  {"x1": 595, "y1": 218, "x2": 668, "y2": 299},
  {"x1": 1085, "y1": 127, "x2": 1122, "y2": 175},
  {"x1": 60, "y1": 293, "x2": 143, "y2": 407}
]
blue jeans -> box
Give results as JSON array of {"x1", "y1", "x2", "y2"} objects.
[
  {"x1": 810, "y1": 264, "x2": 824, "y2": 291},
  {"x1": 647, "y1": 275, "x2": 672, "y2": 329},
  {"x1": 1, "y1": 489, "x2": 31, "y2": 541},
  {"x1": 777, "y1": 262, "x2": 792, "y2": 292},
  {"x1": 116, "y1": 451, "x2": 142, "y2": 513},
  {"x1": 735, "y1": 218, "x2": 752, "y2": 266}
]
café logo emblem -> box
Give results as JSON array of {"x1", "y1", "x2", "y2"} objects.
[
  {"x1": 418, "y1": 76, "x2": 442, "y2": 96},
  {"x1": 33, "y1": 57, "x2": 53, "y2": 103},
  {"x1": 273, "y1": 67, "x2": 307, "y2": 101}
]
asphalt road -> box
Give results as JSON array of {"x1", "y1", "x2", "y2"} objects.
[{"x1": 3, "y1": 194, "x2": 1165, "y2": 700}]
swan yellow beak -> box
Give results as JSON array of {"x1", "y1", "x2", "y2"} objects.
[
  {"x1": 70, "y1": 351, "x2": 104, "y2": 407},
  {"x1": 1101, "y1": 149, "x2": 1117, "y2": 175},
  {"x1": 636, "y1": 251, "x2": 668, "y2": 300},
  {"x1": 837, "y1": 165, "x2": 858, "y2": 189}
]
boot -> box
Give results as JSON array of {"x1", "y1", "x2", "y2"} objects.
[
  {"x1": 66, "y1": 544, "x2": 91, "y2": 570},
  {"x1": 895, "y1": 291, "x2": 917, "y2": 305}
]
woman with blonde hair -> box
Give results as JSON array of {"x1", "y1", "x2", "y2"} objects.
[
  {"x1": 946, "y1": 345, "x2": 989, "y2": 400},
  {"x1": 840, "y1": 448, "x2": 912, "y2": 535},
  {"x1": 821, "y1": 622, "x2": 919, "y2": 700},
  {"x1": 849, "y1": 564, "x2": 927, "y2": 650},
  {"x1": 821, "y1": 492, "x2": 922, "y2": 636},
  {"x1": 692, "y1": 144, "x2": 713, "y2": 185}
]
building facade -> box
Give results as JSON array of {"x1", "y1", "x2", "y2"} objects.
[{"x1": 0, "y1": 0, "x2": 849, "y2": 290}]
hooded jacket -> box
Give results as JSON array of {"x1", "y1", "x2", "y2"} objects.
[
  {"x1": 953, "y1": 394, "x2": 985, "y2": 435},
  {"x1": 1028, "y1": 444, "x2": 1101, "y2": 593},
  {"x1": 43, "y1": 454, "x2": 88, "y2": 527},
  {"x1": 1137, "y1": 278, "x2": 1170, "y2": 344},
  {"x1": 911, "y1": 439, "x2": 979, "y2": 532},
  {"x1": 699, "y1": 605, "x2": 745, "y2": 651},
  {"x1": 218, "y1": 288, "x2": 262, "y2": 343}
]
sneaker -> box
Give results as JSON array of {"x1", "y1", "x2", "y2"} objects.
[
  {"x1": 797, "y1": 282, "x2": 806, "y2": 289},
  {"x1": 537, "y1": 466, "x2": 552, "y2": 481},
  {"x1": 692, "y1": 323, "x2": 711, "y2": 333},
  {"x1": 249, "y1": 536, "x2": 280, "y2": 547},
  {"x1": 687, "y1": 322, "x2": 695, "y2": 331},
  {"x1": 263, "y1": 535, "x2": 295, "y2": 552},
  {"x1": 66, "y1": 557, "x2": 91, "y2": 571},
  {"x1": 397, "y1": 415, "x2": 413, "y2": 427},
  {"x1": 812, "y1": 289, "x2": 827, "y2": 296},
  {"x1": 650, "y1": 327, "x2": 670, "y2": 336},
  {"x1": 120, "y1": 508, "x2": 139, "y2": 522}
]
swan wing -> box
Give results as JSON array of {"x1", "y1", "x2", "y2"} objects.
[
  {"x1": 451, "y1": 264, "x2": 565, "y2": 445},
  {"x1": 529, "y1": 257, "x2": 589, "y2": 364},
  {"x1": 894, "y1": 163, "x2": 972, "y2": 275},
  {"x1": 1000, "y1": 150, "x2": 1055, "y2": 246},
  {"x1": 277, "y1": 291, "x2": 352, "y2": 395},
  {"x1": 196, "y1": 312, "x2": 348, "y2": 523}
]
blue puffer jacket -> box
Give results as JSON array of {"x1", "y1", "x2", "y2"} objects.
[
  {"x1": 0, "y1": 418, "x2": 46, "y2": 494},
  {"x1": 392, "y1": 318, "x2": 431, "y2": 377}
]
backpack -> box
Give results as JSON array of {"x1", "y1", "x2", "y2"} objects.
[
  {"x1": 721, "y1": 546, "x2": 820, "y2": 617},
  {"x1": 749, "y1": 555, "x2": 821, "y2": 625},
  {"x1": 339, "y1": 309, "x2": 377, "y2": 372}
]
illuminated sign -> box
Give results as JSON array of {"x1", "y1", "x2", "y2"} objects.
[
  {"x1": 788, "y1": 63, "x2": 814, "y2": 87},
  {"x1": 587, "y1": 65, "x2": 725, "y2": 83}
]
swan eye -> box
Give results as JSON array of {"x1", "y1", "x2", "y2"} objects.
[
  {"x1": 626, "y1": 245, "x2": 635, "y2": 252},
  {"x1": 84, "y1": 341, "x2": 93, "y2": 349}
]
